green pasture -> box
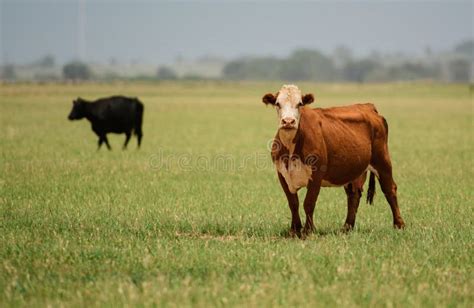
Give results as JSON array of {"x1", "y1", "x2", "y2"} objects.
[{"x1": 0, "y1": 82, "x2": 472, "y2": 306}]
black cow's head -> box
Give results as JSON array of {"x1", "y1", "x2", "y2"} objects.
[{"x1": 68, "y1": 98, "x2": 87, "y2": 120}]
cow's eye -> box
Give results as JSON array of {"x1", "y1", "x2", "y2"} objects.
[
  {"x1": 298, "y1": 101, "x2": 303, "y2": 106},
  {"x1": 275, "y1": 102, "x2": 280, "y2": 108}
]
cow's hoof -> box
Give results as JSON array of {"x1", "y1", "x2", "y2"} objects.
[
  {"x1": 342, "y1": 223, "x2": 354, "y2": 233},
  {"x1": 288, "y1": 228, "x2": 302, "y2": 239},
  {"x1": 394, "y1": 221, "x2": 405, "y2": 229},
  {"x1": 302, "y1": 226, "x2": 315, "y2": 238}
]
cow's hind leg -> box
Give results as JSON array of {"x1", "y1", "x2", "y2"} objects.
[
  {"x1": 136, "y1": 131, "x2": 143, "y2": 148},
  {"x1": 278, "y1": 173, "x2": 302, "y2": 237},
  {"x1": 372, "y1": 154, "x2": 405, "y2": 229},
  {"x1": 123, "y1": 132, "x2": 132, "y2": 150}
]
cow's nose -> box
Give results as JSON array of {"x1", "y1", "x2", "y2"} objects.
[{"x1": 281, "y1": 117, "x2": 296, "y2": 126}]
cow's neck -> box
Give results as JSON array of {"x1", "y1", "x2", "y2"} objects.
[
  {"x1": 84, "y1": 103, "x2": 97, "y2": 122},
  {"x1": 278, "y1": 128, "x2": 298, "y2": 156}
]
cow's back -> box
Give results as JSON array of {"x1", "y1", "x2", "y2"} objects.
[
  {"x1": 91, "y1": 97, "x2": 141, "y2": 133},
  {"x1": 303, "y1": 104, "x2": 384, "y2": 185},
  {"x1": 97, "y1": 97, "x2": 138, "y2": 118}
]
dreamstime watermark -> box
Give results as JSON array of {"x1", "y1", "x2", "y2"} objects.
[
  {"x1": 148, "y1": 138, "x2": 327, "y2": 173},
  {"x1": 149, "y1": 151, "x2": 270, "y2": 172}
]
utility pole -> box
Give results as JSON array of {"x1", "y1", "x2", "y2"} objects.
[
  {"x1": 0, "y1": 0, "x2": 4, "y2": 66},
  {"x1": 78, "y1": 0, "x2": 86, "y2": 61}
]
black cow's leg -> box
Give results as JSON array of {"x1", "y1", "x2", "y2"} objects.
[
  {"x1": 93, "y1": 129, "x2": 104, "y2": 151},
  {"x1": 302, "y1": 178, "x2": 322, "y2": 237},
  {"x1": 136, "y1": 132, "x2": 143, "y2": 148},
  {"x1": 123, "y1": 132, "x2": 132, "y2": 150},
  {"x1": 97, "y1": 137, "x2": 104, "y2": 150},
  {"x1": 278, "y1": 172, "x2": 302, "y2": 238},
  {"x1": 103, "y1": 135, "x2": 112, "y2": 150}
]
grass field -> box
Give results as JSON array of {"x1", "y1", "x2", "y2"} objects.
[{"x1": 0, "y1": 81, "x2": 472, "y2": 307}]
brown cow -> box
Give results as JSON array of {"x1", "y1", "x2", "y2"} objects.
[{"x1": 262, "y1": 85, "x2": 405, "y2": 238}]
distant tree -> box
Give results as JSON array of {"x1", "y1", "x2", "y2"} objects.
[
  {"x1": 34, "y1": 72, "x2": 59, "y2": 81},
  {"x1": 1, "y1": 64, "x2": 16, "y2": 80},
  {"x1": 222, "y1": 57, "x2": 280, "y2": 80},
  {"x1": 108, "y1": 57, "x2": 118, "y2": 66},
  {"x1": 386, "y1": 62, "x2": 440, "y2": 81},
  {"x1": 424, "y1": 46, "x2": 433, "y2": 57},
  {"x1": 181, "y1": 74, "x2": 206, "y2": 80},
  {"x1": 448, "y1": 59, "x2": 471, "y2": 82},
  {"x1": 332, "y1": 45, "x2": 353, "y2": 68},
  {"x1": 454, "y1": 40, "x2": 474, "y2": 58},
  {"x1": 279, "y1": 49, "x2": 336, "y2": 81},
  {"x1": 343, "y1": 59, "x2": 380, "y2": 83},
  {"x1": 63, "y1": 61, "x2": 92, "y2": 80},
  {"x1": 37, "y1": 55, "x2": 55, "y2": 68},
  {"x1": 103, "y1": 71, "x2": 120, "y2": 81},
  {"x1": 222, "y1": 60, "x2": 245, "y2": 79},
  {"x1": 156, "y1": 66, "x2": 178, "y2": 80}
]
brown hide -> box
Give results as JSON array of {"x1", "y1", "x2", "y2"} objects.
[
  {"x1": 269, "y1": 101, "x2": 405, "y2": 236},
  {"x1": 271, "y1": 103, "x2": 384, "y2": 186}
]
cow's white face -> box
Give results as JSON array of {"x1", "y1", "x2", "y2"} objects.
[{"x1": 262, "y1": 85, "x2": 314, "y2": 130}]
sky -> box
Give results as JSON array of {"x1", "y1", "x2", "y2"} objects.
[{"x1": 0, "y1": 0, "x2": 472, "y2": 65}]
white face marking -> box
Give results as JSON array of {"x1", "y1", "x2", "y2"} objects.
[{"x1": 275, "y1": 85, "x2": 303, "y2": 130}]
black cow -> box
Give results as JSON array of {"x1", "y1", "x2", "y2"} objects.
[{"x1": 68, "y1": 96, "x2": 144, "y2": 150}]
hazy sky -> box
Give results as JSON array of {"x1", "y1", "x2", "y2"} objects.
[{"x1": 1, "y1": 0, "x2": 472, "y2": 65}]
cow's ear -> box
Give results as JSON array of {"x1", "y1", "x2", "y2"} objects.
[
  {"x1": 262, "y1": 93, "x2": 277, "y2": 105},
  {"x1": 302, "y1": 93, "x2": 314, "y2": 105}
]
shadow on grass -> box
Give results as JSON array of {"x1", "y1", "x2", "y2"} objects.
[
  {"x1": 21, "y1": 215, "x2": 395, "y2": 242},
  {"x1": 276, "y1": 226, "x2": 380, "y2": 239},
  {"x1": 150, "y1": 221, "x2": 383, "y2": 241}
]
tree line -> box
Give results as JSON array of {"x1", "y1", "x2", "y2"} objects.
[
  {"x1": 220, "y1": 41, "x2": 473, "y2": 83},
  {"x1": 2, "y1": 40, "x2": 472, "y2": 83}
]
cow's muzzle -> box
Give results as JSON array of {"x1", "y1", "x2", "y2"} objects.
[{"x1": 280, "y1": 117, "x2": 297, "y2": 129}]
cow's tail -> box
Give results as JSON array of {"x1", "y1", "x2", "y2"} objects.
[
  {"x1": 366, "y1": 171, "x2": 376, "y2": 205},
  {"x1": 134, "y1": 99, "x2": 144, "y2": 147}
]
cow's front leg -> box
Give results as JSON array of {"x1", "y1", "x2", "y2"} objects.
[
  {"x1": 103, "y1": 135, "x2": 112, "y2": 150},
  {"x1": 278, "y1": 173, "x2": 302, "y2": 237},
  {"x1": 302, "y1": 178, "x2": 322, "y2": 237},
  {"x1": 97, "y1": 137, "x2": 104, "y2": 150}
]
